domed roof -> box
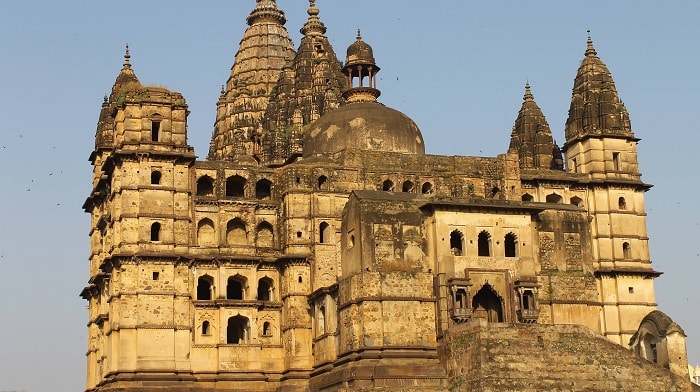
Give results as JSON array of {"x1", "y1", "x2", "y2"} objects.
[
  {"x1": 346, "y1": 30, "x2": 376, "y2": 67},
  {"x1": 303, "y1": 102, "x2": 425, "y2": 157}
]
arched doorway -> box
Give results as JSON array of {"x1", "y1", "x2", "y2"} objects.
[{"x1": 472, "y1": 283, "x2": 504, "y2": 323}]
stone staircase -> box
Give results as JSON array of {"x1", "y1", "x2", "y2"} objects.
[{"x1": 442, "y1": 321, "x2": 698, "y2": 392}]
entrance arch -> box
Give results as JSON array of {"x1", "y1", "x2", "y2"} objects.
[{"x1": 472, "y1": 283, "x2": 504, "y2": 323}]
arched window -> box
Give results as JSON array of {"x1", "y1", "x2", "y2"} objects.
[
  {"x1": 255, "y1": 222, "x2": 274, "y2": 248},
  {"x1": 257, "y1": 277, "x2": 273, "y2": 301},
  {"x1": 545, "y1": 193, "x2": 563, "y2": 203},
  {"x1": 478, "y1": 231, "x2": 491, "y2": 257},
  {"x1": 504, "y1": 232, "x2": 517, "y2": 257},
  {"x1": 226, "y1": 219, "x2": 247, "y2": 245},
  {"x1": 402, "y1": 180, "x2": 414, "y2": 193},
  {"x1": 197, "y1": 275, "x2": 214, "y2": 300},
  {"x1": 319, "y1": 222, "x2": 331, "y2": 244},
  {"x1": 623, "y1": 242, "x2": 631, "y2": 260},
  {"x1": 151, "y1": 171, "x2": 161, "y2": 185},
  {"x1": 262, "y1": 322, "x2": 271, "y2": 337},
  {"x1": 227, "y1": 316, "x2": 249, "y2": 344},
  {"x1": 201, "y1": 320, "x2": 210, "y2": 336},
  {"x1": 197, "y1": 218, "x2": 216, "y2": 246},
  {"x1": 318, "y1": 175, "x2": 328, "y2": 190},
  {"x1": 521, "y1": 193, "x2": 534, "y2": 202},
  {"x1": 619, "y1": 197, "x2": 627, "y2": 210},
  {"x1": 570, "y1": 196, "x2": 583, "y2": 207},
  {"x1": 227, "y1": 276, "x2": 245, "y2": 300},
  {"x1": 318, "y1": 305, "x2": 326, "y2": 335},
  {"x1": 226, "y1": 175, "x2": 246, "y2": 197},
  {"x1": 255, "y1": 179, "x2": 272, "y2": 200},
  {"x1": 421, "y1": 182, "x2": 433, "y2": 194},
  {"x1": 196, "y1": 176, "x2": 214, "y2": 196},
  {"x1": 150, "y1": 222, "x2": 161, "y2": 242},
  {"x1": 450, "y1": 230, "x2": 464, "y2": 256},
  {"x1": 382, "y1": 179, "x2": 394, "y2": 192}
]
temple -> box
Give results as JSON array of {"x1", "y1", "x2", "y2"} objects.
[{"x1": 80, "y1": 2, "x2": 698, "y2": 391}]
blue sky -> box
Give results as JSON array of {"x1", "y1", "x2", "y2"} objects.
[{"x1": 1, "y1": 1, "x2": 699, "y2": 390}]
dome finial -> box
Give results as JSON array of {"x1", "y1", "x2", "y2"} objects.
[
  {"x1": 357, "y1": 29, "x2": 362, "y2": 41},
  {"x1": 585, "y1": 29, "x2": 597, "y2": 57}
]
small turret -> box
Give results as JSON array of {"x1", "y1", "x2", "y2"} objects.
[
  {"x1": 564, "y1": 33, "x2": 634, "y2": 145},
  {"x1": 509, "y1": 83, "x2": 563, "y2": 170},
  {"x1": 342, "y1": 30, "x2": 381, "y2": 103},
  {"x1": 562, "y1": 32, "x2": 641, "y2": 181}
]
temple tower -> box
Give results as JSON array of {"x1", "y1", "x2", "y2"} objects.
[
  {"x1": 261, "y1": 0, "x2": 345, "y2": 166},
  {"x1": 209, "y1": 0, "x2": 295, "y2": 162},
  {"x1": 562, "y1": 34, "x2": 658, "y2": 345}
]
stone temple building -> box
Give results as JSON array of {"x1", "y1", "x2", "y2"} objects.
[{"x1": 80, "y1": 1, "x2": 699, "y2": 391}]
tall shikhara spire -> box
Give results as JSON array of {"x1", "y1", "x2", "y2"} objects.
[
  {"x1": 509, "y1": 83, "x2": 563, "y2": 170},
  {"x1": 564, "y1": 33, "x2": 634, "y2": 146},
  {"x1": 209, "y1": 0, "x2": 295, "y2": 161},
  {"x1": 260, "y1": 0, "x2": 345, "y2": 166}
]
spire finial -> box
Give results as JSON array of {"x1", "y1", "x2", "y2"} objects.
[
  {"x1": 524, "y1": 81, "x2": 534, "y2": 102},
  {"x1": 300, "y1": 0, "x2": 326, "y2": 35},
  {"x1": 123, "y1": 43, "x2": 131, "y2": 69},
  {"x1": 357, "y1": 29, "x2": 362, "y2": 41},
  {"x1": 585, "y1": 30, "x2": 597, "y2": 57}
]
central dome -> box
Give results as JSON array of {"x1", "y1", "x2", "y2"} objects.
[{"x1": 302, "y1": 101, "x2": 425, "y2": 157}]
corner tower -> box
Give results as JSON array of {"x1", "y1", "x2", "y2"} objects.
[
  {"x1": 562, "y1": 34, "x2": 658, "y2": 345},
  {"x1": 209, "y1": 0, "x2": 295, "y2": 162},
  {"x1": 81, "y1": 47, "x2": 196, "y2": 390}
]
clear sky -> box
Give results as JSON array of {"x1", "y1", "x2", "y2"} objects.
[{"x1": 1, "y1": 1, "x2": 699, "y2": 390}]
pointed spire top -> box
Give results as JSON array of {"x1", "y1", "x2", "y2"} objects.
[
  {"x1": 523, "y1": 82, "x2": 534, "y2": 102},
  {"x1": 300, "y1": 0, "x2": 326, "y2": 36},
  {"x1": 103, "y1": 94, "x2": 108, "y2": 103},
  {"x1": 247, "y1": 0, "x2": 287, "y2": 26},
  {"x1": 585, "y1": 30, "x2": 597, "y2": 57},
  {"x1": 123, "y1": 43, "x2": 132, "y2": 70}
]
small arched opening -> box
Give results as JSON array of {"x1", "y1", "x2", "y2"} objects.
[
  {"x1": 196, "y1": 176, "x2": 214, "y2": 196},
  {"x1": 504, "y1": 232, "x2": 517, "y2": 257},
  {"x1": 382, "y1": 179, "x2": 394, "y2": 192},
  {"x1": 197, "y1": 275, "x2": 214, "y2": 300},
  {"x1": 255, "y1": 179, "x2": 273, "y2": 200},
  {"x1": 226, "y1": 219, "x2": 247, "y2": 246},
  {"x1": 521, "y1": 193, "x2": 534, "y2": 202},
  {"x1": 450, "y1": 230, "x2": 464, "y2": 256},
  {"x1": 257, "y1": 277, "x2": 274, "y2": 301},
  {"x1": 255, "y1": 221, "x2": 274, "y2": 248},
  {"x1": 197, "y1": 218, "x2": 216, "y2": 246},
  {"x1": 545, "y1": 193, "x2": 563, "y2": 203},
  {"x1": 226, "y1": 175, "x2": 246, "y2": 197},
  {"x1": 421, "y1": 182, "x2": 434, "y2": 194},
  {"x1": 402, "y1": 180, "x2": 414, "y2": 193},
  {"x1": 150, "y1": 222, "x2": 161, "y2": 242},
  {"x1": 227, "y1": 316, "x2": 249, "y2": 344},
  {"x1": 319, "y1": 221, "x2": 331, "y2": 244},
  {"x1": 478, "y1": 230, "x2": 491, "y2": 257},
  {"x1": 227, "y1": 276, "x2": 246, "y2": 300}
]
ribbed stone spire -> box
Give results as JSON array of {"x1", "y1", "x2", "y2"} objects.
[
  {"x1": 209, "y1": 0, "x2": 295, "y2": 161},
  {"x1": 509, "y1": 83, "x2": 563, "y2": 170},
  {"x1": 260, "y1": 0, "x2": 345, "y2": 166},
  {"x1": 564, "y1": 32, "x2": 633, "y2": 146}
]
